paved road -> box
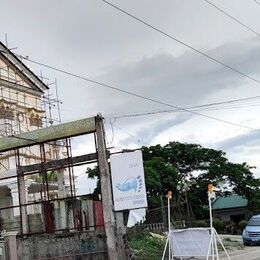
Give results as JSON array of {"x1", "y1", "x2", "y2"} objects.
[
  {"x1": 220, "y1": 235, "x2": 260, "y2": 260},
  {"x1": 224, "y1": 247, "x2": 260, "y2": 260}
]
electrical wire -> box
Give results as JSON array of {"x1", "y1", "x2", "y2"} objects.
[
  {"x1": 106, "y1": 95, "x2": 260, "y2": 119},
  {"x1": 107, "y1": 103, "x2": 260, "y2": 120},
  {"x1": 29, "y1": 94, "x2": 260, "y2": 125},
  {"x1": 202, "y1": 0, "x2": 260, "y2": 38},
  {"x1": 113, "y1": 122, "x2": 149, "y2": 146},
  {"x1": 100, "y1": 0, "x2": 260, "y2": 85},
  {"x1": 0, "y1": 49, "x2": 258, "y2": 131},
  {"x1": 1, "y1": 40, "x2": 260, "y2": 132}
]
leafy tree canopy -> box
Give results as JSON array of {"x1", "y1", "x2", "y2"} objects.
[{"x1": 86, "y1": 141, "x2": 260, "y2": 219}]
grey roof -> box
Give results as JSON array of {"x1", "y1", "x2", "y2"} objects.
[
  {"x1": 0, "y1": 41, "x2": 48, "y2": 93},
  {"x1": 212, "y1": 194, "x2": 248, "y2": 210}
]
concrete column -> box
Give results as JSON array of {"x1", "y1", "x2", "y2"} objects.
[
  {"x1": 18, "y1": 176, "x2": 29, "y2": 234},
  {"x1": 115, "y1": 212, "x2": 127, "y2": 259},
  {"x1": 55, "y1": 141, "x2": 67, "y2": 230},
  {"x1": 57, "y1": 169, "x2": 67, "y2": 230},
  {"x1": 96, "y1": 115, "x2": 126, "y2": 260},
  {"x1": 3, "y1": 231, "x2": 18, "y2": 260},
  {"x1": 8, "y1": 184, "x2": 19, "y2": 216}
]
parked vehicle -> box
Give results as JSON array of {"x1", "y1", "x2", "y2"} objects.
[{"x1": 243, "y1": 214, "x2": 260, "y2": 245}]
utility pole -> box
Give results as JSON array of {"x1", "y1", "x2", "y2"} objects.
[{"x1": 96, "y1": 115, "x2": 126, "y2": 260}]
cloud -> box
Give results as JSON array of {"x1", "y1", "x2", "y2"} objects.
[
  {"x1": 87, "y1": 38, "x2": 260, "y2": 114},
  {"x1": 83, "y1": 38, "x2": 260, "y2": 144},
  {"x1": 120, "y1": 113, "x2": 191, "y2": 146},
  {"x1": 215, "y1": 130, "x2": 260, "y2": 176},
  {"x1": 217, "y1": 131, "x2": 260, "y2": 151}
]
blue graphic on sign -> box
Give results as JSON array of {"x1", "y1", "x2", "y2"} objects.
[{"x1": 116, "y1": 175, "x2": 142, "y2": 192}]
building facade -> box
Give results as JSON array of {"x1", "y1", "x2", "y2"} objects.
[{"x1": 0, "y1": 42, "x2": 70, "y2": 230}]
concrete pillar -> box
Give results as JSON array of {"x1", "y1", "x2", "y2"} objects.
[
  {"x1": 0, "y1": 185, "x2": 13, "y2": 218},
  {"x1": 57, "y1": 169, "x2": 67, "y2": 230},
  {"x1": 55, "y1": 141, "x2": 68, "y2": 230},
  {"x1": 115, "y1": 212, "x2": 127, "y2": 259},
  {"x1": 96, "y1": 116, "x2": 117, "y2": 260},
  {"x1": 3, "y1": 231, "x2": 18, "y2": 260},
  {"x1": 18, "y1": 177, "x2": 29, "y2": 234},
  {"x1": 8, "y1": 184, "x2": 19, "y2": 216},
  {"x1": 96, "y1": 115, "x2": 127, "y2": 260}
]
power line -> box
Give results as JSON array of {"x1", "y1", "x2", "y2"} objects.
[
  {"x1": 107, "y1": 99, "x2": 260, "y2": 146},
  {"x1": 0, "y1": 50, "x2": 257, "y2": 131},
  {"x1": 1, "y1": 47, "x2": 259, "y2": 132},
  {"x1": 113, "y1": 122, "x2": 149, "y2": 146},
  {"x1": 37, "y1": 93, "x2": 260, "y2": 121},
  {"x1": 108, "y1": 103, "x2": 260, "y2": 119},
  {"x1": 100, "y1": 0, "x2": 260, "y2": 85},
  {"x1": 26, "y1": 56, "x2": 259, "y2": 130},
  {"x1": 202, "y1": 0, "x2": 260, "y2": 38},
  {"x1": 107, "y1": 95, "x2": 260, "y2": 119}
]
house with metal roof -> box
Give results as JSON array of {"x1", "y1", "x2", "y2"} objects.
[{"x1": 212, "y1": 194, "x2": 248, "y2": 223}]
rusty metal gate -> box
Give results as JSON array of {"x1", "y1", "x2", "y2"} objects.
[{"x1": 0, "y1": 234, "x2": 6, "y2": 260}]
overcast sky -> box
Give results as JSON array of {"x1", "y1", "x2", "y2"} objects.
[{"x1": 1, "y1": 0, "x2": 260, "y2": 183}]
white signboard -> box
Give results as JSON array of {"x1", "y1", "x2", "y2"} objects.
[
  {"x1": 110, "y1": 150, "x2": 148, "y2": 211},
  {"x1": 170, "y1": 228, "x2": 211, "y2": 257}
]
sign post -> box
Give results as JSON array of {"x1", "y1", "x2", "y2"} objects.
[
  {"x1": 167, "y1": 191, "x2": 172, "y2": 259},
  {"x1": 162, "y1": 186, "x2": 231, "y2": 260},
  {"x1": 162, "y1": 191, "x2": 172, "y2": 260},
  {"x1": 207, "y1": 184, "x2": 215, "y2": 259},
  {"x1": 207, "y1": 184, "x2": 231, "y2": 260},
  {"x1": 110, "y1": 150, "x2": 148, "y2": 259},
  {"x1": 110, "y1": 150, "x2": 148, "y2": 211}
]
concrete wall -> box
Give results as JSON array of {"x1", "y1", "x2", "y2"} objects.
[
  {"x1": 213, "y1": 208, "x2": 247, "y2": 222},
  {"x1": 17, "y1": 231, "x2": 107, "y2": 260}
]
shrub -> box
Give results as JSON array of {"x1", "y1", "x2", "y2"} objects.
[
  {"x1": 128, "y1": 233, "x2": 166, "y2": 259},
  {"x1": 127, "y1": 225, "x2": 149, "y2": 240},
  {"x1": 238, "y1": 220, "x2": 247, "y2": 231},
  {"x1": 213, "y1": 218, "x2": 224, "y2": 233},
  {"x1": 192, "y1": 220, "x2": 208, "y2": 228}
]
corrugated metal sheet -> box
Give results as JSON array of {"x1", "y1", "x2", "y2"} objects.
[
  {"x1": 43, "y1": 202, "x2": 55, "y2": 233},
  {"x1": 93, "y1": 201, "x2": 104, "y2": 227},
  {"x1": 212, "y1": 194, "x2": 248, "y2": 210}
]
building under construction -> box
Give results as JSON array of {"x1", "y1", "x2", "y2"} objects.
[
  {"x1": 0, "y1": 41, "x2": 74, "y2": 229},
  {"x1": 0, "y1": 42, "x2": 125, "y2": 259}
]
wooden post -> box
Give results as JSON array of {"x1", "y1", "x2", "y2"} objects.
[{"x1": 96, "y1": 115, "x2": 125, "y2": 260}]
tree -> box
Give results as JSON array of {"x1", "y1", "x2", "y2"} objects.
[
  {"x1": 143, "y1": 142, "x2": 260, "y2": 219},
  {"x1": 144, "y1": 156, "x2": 179, "y2": 207},
  {"x1": 86, "y1": 141, "x2": 260, "y2": 219}
]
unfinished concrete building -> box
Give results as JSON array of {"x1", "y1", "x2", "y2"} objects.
[
  {"x1": 0, "y1": 41, "x2": 129, "y2": 260},
  {"x1": 0, "y1": 42, "x2": 77, "y2": 234}
]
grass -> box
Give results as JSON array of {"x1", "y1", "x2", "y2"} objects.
[
  {"x1": 128, "y1": 231, "x2": 245, "y2": 259},
  {"x1": 128, "y1": 233, "x2": 166, "y2": 259},
  {"x1": 221, "y1": 237, "x2": 244, "y2": 250}
]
